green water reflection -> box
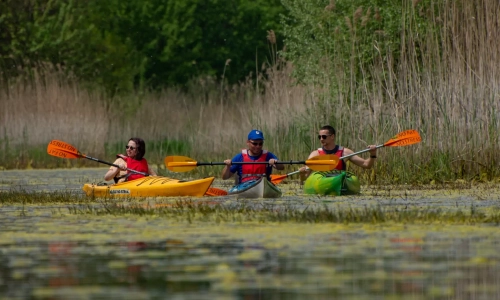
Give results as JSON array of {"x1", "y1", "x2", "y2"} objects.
[{"x1": 1, "y1": 169, "x2": 500, "y2": 299}]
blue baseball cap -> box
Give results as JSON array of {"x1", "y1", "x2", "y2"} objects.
[{"x1": 248, "y1": 129, "x2": 265, "y2": 140}]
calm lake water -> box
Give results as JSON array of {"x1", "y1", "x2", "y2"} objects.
[{"x1": 1, "y1": 168, "x2": 500, "y2": 299}]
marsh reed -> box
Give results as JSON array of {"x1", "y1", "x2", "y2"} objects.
[
  {"x1": 63, "y1": 200, "x2": 500, "y2": 225},
  {"x1": 1, "y1": 0, "x2": 499, "y2": 183}
]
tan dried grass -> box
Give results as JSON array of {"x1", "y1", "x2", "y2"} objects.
[{"x1": 0, "y1": 71, "x2": 108, "y2": 154}]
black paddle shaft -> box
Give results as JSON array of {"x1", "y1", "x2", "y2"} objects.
[
  {"x1": 83, "y1": 154, "x2": 149, "y2": 176},
  {"x1": 197, "y1": 161, "x2": 307, "y2": 166}
]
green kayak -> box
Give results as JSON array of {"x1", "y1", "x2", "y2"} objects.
[{"x1": 304, "y1": 170, "x2": 361, "y2": 196}]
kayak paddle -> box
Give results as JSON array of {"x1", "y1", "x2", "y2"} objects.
[
  {"x1": 47, "y1": 140, "x2": 149, "y2": 176},
  {"x1": 339, "y1": 129, "x2": 422, "y2": 160},
  {"x1": 47, "y1": 140, "x2": 227, "y2": 196},
  {"x1": 165, "y1": 154, "x2": 340, "y2": 172},
  {"x1": 269, "y1": 129, "x2": 422, "y2": 184},
  {"x1": 270, "y1": 170, "x2": 301, "y2": 184}
]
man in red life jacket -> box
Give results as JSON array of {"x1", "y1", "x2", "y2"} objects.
[
  {"x1": 299, "y1": 125, "x2": 377, "y2": 180},
  {"x1": 222, "y1": 130, "x2": 284, "y2": 184}
]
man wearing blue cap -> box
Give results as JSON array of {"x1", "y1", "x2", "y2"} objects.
[{"x1": 222, "y1": 129, "x2": 284, "y2": 183}]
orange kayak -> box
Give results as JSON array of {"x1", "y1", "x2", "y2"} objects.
[{"x1": 82, "y1": 176, "x2": 215, "y2": 197}]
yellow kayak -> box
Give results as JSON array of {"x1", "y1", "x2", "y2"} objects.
[{"x1": 82, "y1": 176, "x2": 215, "y2": 197}]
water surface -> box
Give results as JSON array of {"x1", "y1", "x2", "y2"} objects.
[{"x1": 1, "y1": 169, "x2": 499, "y2": 299}]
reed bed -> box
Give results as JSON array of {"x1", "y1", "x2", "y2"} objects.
[
  {"x1": 2, "y1": 190, "x2": 499, "y2": 225},
  {"x1": 61, "y1": 199, "x2": 500, "y2": 225},
  {"x1": 1, "y1": 0, "x2": 499, "y2": 184}
]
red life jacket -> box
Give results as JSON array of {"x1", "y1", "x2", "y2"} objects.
[
  {"x1": 318, "y1": 146, "x2": 345, "y2": 170},
  {"x1": 241, "y1": 149, "x2": 268, "y2": 183},
  {"x1": 116, "y1": 154, "x2": 149, "y2": 181}
]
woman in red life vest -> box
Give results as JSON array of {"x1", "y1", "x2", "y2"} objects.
[
  {"x1": 299, "y1": 125, "x2": 377, "y2": 180},
  {"x1": 104, "y1": 137, "x2": 157, "y2": 183},
  {"x1": 221, "y1": 130, "x2": 284, "y2": 184}
]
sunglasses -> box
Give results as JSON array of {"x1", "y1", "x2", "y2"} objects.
[
  {"x1": 250, "y1": 141, "x2": 263, "y2": 146},
  {"x1": 125, "y1": 145, "x2": 137, "y2": 150},
  {"x1": 318, "y1": 134, "x2": 332, "y2": 140}
]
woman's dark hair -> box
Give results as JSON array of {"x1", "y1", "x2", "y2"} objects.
[
  {"x1": 320, "y1": 125, "x2": 336, "y2": 135},
  {"x1": 129, "y1": 137, "x2": 146, "y2": 160}
]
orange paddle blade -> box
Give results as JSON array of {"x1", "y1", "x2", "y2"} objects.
[
  {"x1": 165, "y1": 155, "x2": 196, "y2": 163},
  {"x1": 305, "y1": 154, "x2": 339, "y2": 171},
  {"x1": 384, "y1": 130, "x2": 421, "y2": 147},
  {"x1": 165, "y1": 156, "x2": 198, "y2": 172},
  {"x1": 205, "y1": 187, "x2": 228, "y2": 196},
  {"x1": 271, "y1": 170, "x2": 301, "y2": 184},
  {"x1": 270, "y1": 174, "x2": 288, "y2": 184},
  {"x1": 47, "y1": 140, "x2": 83, "y2": 159}
]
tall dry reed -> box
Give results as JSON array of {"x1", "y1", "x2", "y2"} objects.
[
  {"x1": 289, "y1": 0, "x2": 500, "y2": 182},
  {"x1": 0, "y1": 60, "x2": 308, "y2": 167},
  {"x1": 0, "y1": 71, "x2": 109, "y2": 152}
]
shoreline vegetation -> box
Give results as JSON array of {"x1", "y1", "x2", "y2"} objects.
[
  {"x1": 1, "y1": 0, "x2": 499, "y2": 185},
  {"x1": 2, "y1": 184, "x2": 500, "y2": 225}
]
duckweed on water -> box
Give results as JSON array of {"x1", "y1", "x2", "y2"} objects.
[{"x1": 63, "y1": 200, "x2": 500, "y2": 225}]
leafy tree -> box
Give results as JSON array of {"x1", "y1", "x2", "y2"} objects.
[{"x1": 0, "y1": 0, "x2": 286, "y2": 93}]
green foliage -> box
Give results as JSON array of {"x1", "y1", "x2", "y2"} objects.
[
  {"x1": 0, "y1": 141, "x2": 56, "y2": 169},
  {"x1": 280, "y1": 0, "x2": 432, "y2": 90},
  {"x1": 0, "y1": 0, "x2": 142, "y2": 93},
  {"x1": 0, "y1": 0, "x2": 286, "y2": 93},
  {"x1": 147, "y1": 139, "x2": 191, "y2": 161}
]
